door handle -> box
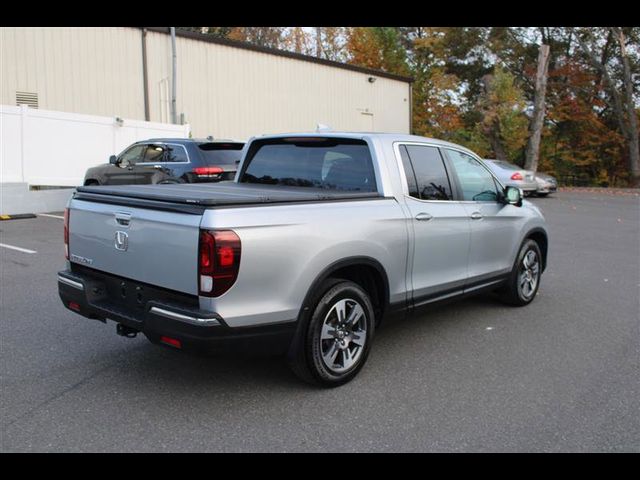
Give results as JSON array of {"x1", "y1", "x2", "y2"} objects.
[
  {"x1": 415, "y1": 212, "x2": 433, "y2": 221},
  {"x1": 153, "y1": 165, "x2": 162, "y2": 169},
  {"x1": 470, "y1": 212, "x2": 483, "y2": 220}
]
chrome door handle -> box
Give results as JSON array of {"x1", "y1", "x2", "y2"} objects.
[
  {"x1": 415, "y1": 212, "x2": 433, "y2": 221},
  {"x1": 470, "y1": 212, "x2": 483, "y2": 220}
]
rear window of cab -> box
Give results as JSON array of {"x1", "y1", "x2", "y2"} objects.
[{"x1": 239, "y1": 137, "x2": 377, "y2": 192}]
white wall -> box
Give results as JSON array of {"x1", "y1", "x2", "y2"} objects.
[{"x1": 0, "y1": 105, "x2": 190, "y2": 186}]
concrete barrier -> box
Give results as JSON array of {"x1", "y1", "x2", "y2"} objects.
[{"x1": 1, "y1": 183, "x2": 74, "y2": 215}]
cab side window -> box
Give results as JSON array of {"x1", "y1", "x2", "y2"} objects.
[
  {"x1": 399, "y1": 144, "x2": 453, "y2": 200},
  {"x1": 118, "y1": 145, "x2": 146, "y2": 166},
  {"x1": 445, "y1": 149, "x2": 498, "y2": 202}
]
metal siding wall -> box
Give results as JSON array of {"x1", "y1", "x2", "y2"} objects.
[
  {"x1": 2, "y1": 28, "x2": 411, "y2": 140},
  {"x1": 145, "y1": 32, "x2": 410, "y2": 139},
  {"x1": 1, "y1": 27, "x2": 145, "y2": 119}
]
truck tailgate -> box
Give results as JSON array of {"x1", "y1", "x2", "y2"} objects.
[{"x1": 68, "y1": 199, "x2": 200, "y2": 295}]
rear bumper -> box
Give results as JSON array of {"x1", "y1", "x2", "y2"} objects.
[
  {"x1": 57, "y1": 269, "x2": 295, "y2": 356},
  {"x1": 505, "y1": 181, "x2": 538, "y2": 192},
  {"x1": 536, "y1": 183, "x2": 557, "y2": 193}
]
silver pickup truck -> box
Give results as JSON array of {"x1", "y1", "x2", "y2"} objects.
[{"x1": 58, "y1": 132, "x2": 549, "y2": 387}]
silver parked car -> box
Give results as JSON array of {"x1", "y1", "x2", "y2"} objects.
[
  {"x1": 59, "y1": 132, "x2": 549, "y2": 387},
  {"x1": 483, "y1": 159, "x2": 538, "y2": 196},
  {"x1": 535, "y1": 172, "x2": 558, "y2": 196}
]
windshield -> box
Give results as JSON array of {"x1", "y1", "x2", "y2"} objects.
[
  {"x1": 198, "y1": 143, "x2": 244, "y2": 165},
  {"x1": 240, "y1": 138, "x2": 376, "y2": 192}
]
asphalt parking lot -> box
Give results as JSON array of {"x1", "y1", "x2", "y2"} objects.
[{"x1": 1, "y1": 191, "x2": 639, "y2": 452}]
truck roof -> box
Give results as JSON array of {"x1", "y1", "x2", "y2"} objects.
[{"x1": 252, "y1": 131, "x2": 478, "y2": 156}]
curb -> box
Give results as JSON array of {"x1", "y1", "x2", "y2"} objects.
[{"x1": 0, "y1": 213, "x2": 37, "y2": 221}]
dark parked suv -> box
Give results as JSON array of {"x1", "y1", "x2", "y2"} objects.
[{"x1": 83, "y1": 138, "x2": 245, "y2": 186}]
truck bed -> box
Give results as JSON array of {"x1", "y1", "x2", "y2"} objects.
[{"x1": 74, "y1": 182, "x2": 382, "y2": 213}]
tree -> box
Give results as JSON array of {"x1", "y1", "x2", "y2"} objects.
[
  {"x1": 227, "y1": 27, "x2": 285, "y2": 49},
  {"x1": 346, "y1": 27, "x2": 409, "y2": 76},
  {"x1": 524, "y1": 44, "x2": 551, "y2": 172},
  {"x1": 574, "y1": 27, "x2": 640, "y2": 185},
  {"x1": 475, "y1": 67, "x2": 529, "y2": 162}
]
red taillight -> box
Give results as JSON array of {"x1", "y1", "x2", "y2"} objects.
[
  {"x1": 198, "y1": 230, "x2": 241, "y2": 297},
  {"x1": 160, "y1": 336, "x2": 182, "y2": 349},
  {"x1": 193, "y1": 166, "x2": 223, "y2": 176},
  {"x1": 68, "y1": 301, "x2": 80, "y2": 312},
  {"x1": 64, "y1": 208, "x2": 70, "y2": 260},
  {"x1": 510, "y1": 172, "x2": 523, "y2": 181}
]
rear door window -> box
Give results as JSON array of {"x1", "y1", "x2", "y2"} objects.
[
  {"x1": 399, "y1": 144, "x2": 453, "y2": 200},
  {"x1": 165, "y1": 144, "x2": 189, "y2": 163},
  {"x1": 240, "y1": 138, "x2": 376, "y2": 192}
]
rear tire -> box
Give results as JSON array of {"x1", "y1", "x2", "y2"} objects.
[
  {"x1": 497, "y1": 239, "x2": 542, "y2": 306},
  {"x1": 287, "y1": 279, "x2": 375, "y2": 387}
]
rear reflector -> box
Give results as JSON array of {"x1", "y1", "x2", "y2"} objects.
[
  {"x1": 160, "y1": 336, "x2": 182, "y2": 349},
  {"x1": 68, "y1": 301, "x2": 80, "y2": 312}
]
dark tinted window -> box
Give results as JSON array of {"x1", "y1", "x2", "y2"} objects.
[
  {"x1": 404, "y1": 145, "x2": 452, "y2": 200},
  {"x1": 198, "y1": 143, "x2": 244, "y2": 166},
  {"x1": 240, "y1": 138, "x2": 376, "y2": 192},
  {"x1": 399, "y1": 145, "x2": 419, "y2": 198},
  {"x1": 165, "y1": 144, "x2": 188, "y2": 162}
]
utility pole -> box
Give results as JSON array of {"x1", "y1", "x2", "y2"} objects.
[
  {"x1": 316, "y1": 27, "x2": 322, "y2": 58},
  {"x1": 170, "y1": 27, "x2": 177, "y2": 125}
]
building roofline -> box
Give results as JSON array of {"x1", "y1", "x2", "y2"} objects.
[{"x1": 141, "y1": 27, "x2": 414, "y2": 84}]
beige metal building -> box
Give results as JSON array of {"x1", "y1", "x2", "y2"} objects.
[{"x1": 1, "y1": 27, "x2": 413, "y2": 140}]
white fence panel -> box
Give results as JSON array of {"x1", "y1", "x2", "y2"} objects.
[
  {"x1": 1, "y1": 105, "x2": 190, "y2": 187},
  {"x1": 1, "y1": 106, "x2": 24, "y2": 183}
]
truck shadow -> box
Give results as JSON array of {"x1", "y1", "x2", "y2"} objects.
[{"x1": 112, "y1": 293, "x2": 512, "y2": 394}]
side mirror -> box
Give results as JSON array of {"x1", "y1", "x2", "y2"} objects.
[
  {"x1": 504, "y1": 186, "x2": 522, "y2": 207},
  {"x1": 109, "y1": 155, "x2": 118, "y2": 165}
]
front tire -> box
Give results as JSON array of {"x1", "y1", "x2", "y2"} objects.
[
  {"x1": 287, "y1": 279, "x2": 375, "y2": 387},
  {"x1": 497, "y1": 239, "x2": 542, "y2": 306}
]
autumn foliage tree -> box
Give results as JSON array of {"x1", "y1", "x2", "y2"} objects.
[{"x1": 180, "y1": 26, "x2": 639, "y2": 186}]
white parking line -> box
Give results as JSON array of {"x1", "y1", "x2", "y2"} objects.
[
  {"x1": 37, "y1": 213, "x2": 64, "y2": 220},
  {"x1": 0, "y1": 243, "x2": 37, "y2": 254}
]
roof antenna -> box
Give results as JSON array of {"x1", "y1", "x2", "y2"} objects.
[{"x1": 316, "y1": 123, "x2": 332, "y2": 132}]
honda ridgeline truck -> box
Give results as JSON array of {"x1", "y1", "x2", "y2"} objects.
[{"x1": 58, "y1": 132, "x2": 549, "y2": 387}]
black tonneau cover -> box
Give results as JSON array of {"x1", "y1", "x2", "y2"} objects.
[{"x1": 74, "y1": 182, "x2": 381, "y2": 210}]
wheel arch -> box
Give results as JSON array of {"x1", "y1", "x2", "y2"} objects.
[
  {"x1": 524, "y1": 227, "x2": 548, "y2": 272},
  {"x1": 298, "y1": 256, "x2": 390, "y2": 326}
]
